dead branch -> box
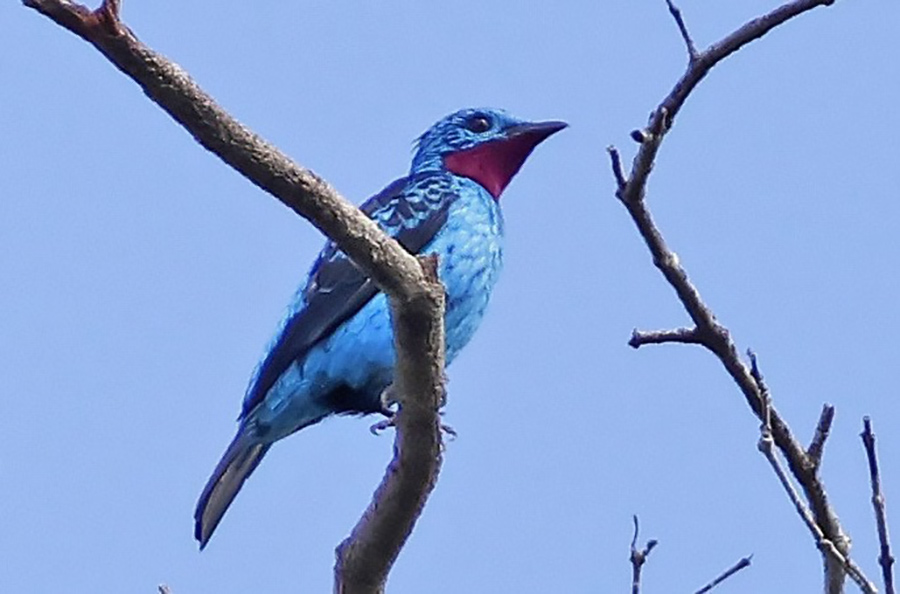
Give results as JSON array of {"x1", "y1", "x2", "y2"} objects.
[
  {"x1": 24, "y1": 2, "x2": 445, "y2": 592},
  {"x1": 693, "y1": 555, "x2": 752, "y2": 594},
  {"x1": 862, "y1": 418, "x2": 896, "y2": 594},
  {"x1": 629, "y1": 516, "x2": 658, "y2": 594},
  {"x1": 608, "y1": 1, "x2": 876, "y2": 592}
]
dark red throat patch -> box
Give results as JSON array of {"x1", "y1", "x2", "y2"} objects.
[{"x1": 444, "y1": 131, "x2": 551, "y2": 200}]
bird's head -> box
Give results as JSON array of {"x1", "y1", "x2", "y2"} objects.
[{"x1": 412, "y1": 108, "x2": 567, "y2": 200}]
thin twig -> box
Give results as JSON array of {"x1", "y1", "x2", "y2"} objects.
[
  {"x1": 808, "y1": 404, "x2": 836, "y2": 470},
  {"x1": 748, "y1": 350, "x2": 772, "y2": 429},
  {"x1": 629, "y1": 326, "x2": 702, "y2": 348},
  {"x1": 862, "y1": 417, "x2": 896, "y2": 594},
  {"x1": 630, "y1": 515, "x2": 658, "y2": 594},
  {"x1": 694, "y1": 555, "x2": 752, "y2": 594},
  {"x1": 665, "y1": 0, "x2": 699, "y2": 61},
  {"x1": 607, "y1": 146, "x2": 628, "y2": 191}
]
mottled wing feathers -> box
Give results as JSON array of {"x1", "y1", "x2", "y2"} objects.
[{"x1": 241, "y1": 172, "x2": 459, "y2": 418}]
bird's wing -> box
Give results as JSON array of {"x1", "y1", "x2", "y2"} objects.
[{"x1": 241, "y1": 171, "x2": 459, "y2": 418}]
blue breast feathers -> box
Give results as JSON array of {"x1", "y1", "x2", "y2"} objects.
[{"x1": 240, "y1": 172, "x2": 502, "y2": 440}]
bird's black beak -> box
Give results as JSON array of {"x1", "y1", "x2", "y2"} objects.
[{"x1": 505, "y1": 120, "x2": 568, "y2": 144}]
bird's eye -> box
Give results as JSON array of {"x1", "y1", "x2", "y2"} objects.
[{"x1": 465, "y1": 115, "x2": 492, "y2": 134}]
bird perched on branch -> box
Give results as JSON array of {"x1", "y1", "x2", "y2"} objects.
[{"x1": 195, "y1": 108, "x2": 566, "y2": 548}]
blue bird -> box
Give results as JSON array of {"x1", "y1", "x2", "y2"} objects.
[{"x1": 195, "y1": 108, "x2": 566, "y2": 547}]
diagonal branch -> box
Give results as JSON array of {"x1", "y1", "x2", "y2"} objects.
[
  {"x1": 607, "y1": 1, "x2": 870, "y2": 592},
  {"x1": 862, "y1": 417, "x2": 896, "y2": 594},
  {"x1": 754, "y1": 359, "x2": 875, "y2": 593},
  {"x1": 693, "y1": 555, "x2": 752, "y2": 594},
  {"x1": 665, "y1": 0, "x2": 699, "y2": 61},
  {"x1": 24, "y1": 1, "x2": 445, "y2": 592},
  {"x1": 23, "y1": 0, "x2": 424, "y2": 300}
]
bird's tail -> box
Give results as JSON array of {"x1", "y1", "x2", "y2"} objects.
[{"x1": 194, "y1": 429, "x2": 271, "y2": 549}]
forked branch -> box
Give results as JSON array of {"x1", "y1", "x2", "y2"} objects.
[
  {"x1": 629, "y1": 516, "x2": 658, "y2": 594},
  {"x1": 608, "y1": 1, "x2": 874, "y2": 592},
  {"x1": 24, "y1": 2, "x2": 446, "y2": 592}
]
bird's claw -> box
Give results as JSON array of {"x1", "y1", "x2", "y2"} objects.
[
  {"x1": 440, "y1": 421, "x2": 458, "y2": 441},
  {"x1": 371, "y1": 383, "x2": 455, "y2": 438},
  {"x1": 369, "y1": 412, "x2": 457, "y2": 440},
  {"x1": 369, "y1": 416, "x2": 396, "y2": 435}
]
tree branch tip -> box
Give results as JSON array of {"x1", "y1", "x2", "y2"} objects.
[
  {"x1": 664, "y1": 0, "x2": 699, "y2": 62},
  {"x1": 630, "y1": 515, "x2": 657, "y2": 551},
  {"x1": 629, "y1": 326, "x2": 702, "y2": 348},
  {"x1": 628, "y1": 330, "x2": 641, "y2": 349},
  {"x1": 631, "y1": 129, "x2": 650, "y2": 144},
  {"x1": 746, "y1": 348, "x2": 766, "y2": 385},
  {"x1": 24, "y1": 0, "x2": 124, "y2": 37},
  {"x1": 807, "y1": 403, "x2": 835, "y2": 467},
  {"x1": 862, "y1": 415, "x2": 873, "y2": 435},
  {"x1": 607, "y1": 145, "x2": 628, "y2": 191},
  {"x1": 97, "y1": 0, "x2": 123, "y2": 35},
  {"x1": 814, "y1": 403, "x2": 835, "y2": 427},
  {"x1": 630, "y1": 514, "x2": 641, "y2": 546},
  {"x1": 694, "y1": 555, "x2": 753, "y2": 594},
  {"x1": 630, "y1": 514, "x2": 658, "y2": 559}
]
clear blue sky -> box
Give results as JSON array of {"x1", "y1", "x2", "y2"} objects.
[{"x1": 3, "y1": 1, "x2": 899, "y2": 592}]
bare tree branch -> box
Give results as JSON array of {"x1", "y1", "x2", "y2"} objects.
[
  {"x1": 608, "y1": 145, "x2": 629, "y2": 190},
  {"x1": 607, "y1": 1, "x2": 875, "y2": 592},
  {"x1": 693, "y1": 555, "x2": 752, "y2": 594},
  {"x1": 629, "y1": 326, "x2": 702, "y2": 348},
  {"x1": 755, "y1": 360, "x2": 876, "y2": 593},
  {"x1": 665, "y1": 0, "x2": 698, "y2": 61},
  {"x1": 335, "y1": 255, "x2": 446, "y2": 594},
  {"x1": 808, "y1": 404, "x2": 836, "y2": 470},
  {"x1": 862, "y1": 417, "x2": 896, "y2": 594},
  {"x1": 629, "y1": 515, "x2": 658, "y2": 594},
  {"x1": 23, "y1": 0, "x2": 425, "y2": 300},
  {"x1": 24, "y1": 1, "x2": 446, "y2": 592}
]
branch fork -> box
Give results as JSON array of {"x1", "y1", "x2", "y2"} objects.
[
  {"x1": 25, "y1": 1, "x2": 447, "y2": 592},
  {"x1": 610, "y1": 1, "x2": 877, "y2": 592}
]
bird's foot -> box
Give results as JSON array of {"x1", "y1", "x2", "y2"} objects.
[
  {"x1": 369, "y1": 410, "x2": 457, "y2": 440},
  {"x1": 440, "y1": 422, "x2": 458, "y2": 440},
  {"x1": 369, "y1": 415, "x2": 396, "y2": 435},
  {"x1": 370, "y1": 384, "x2": 456, "y2": 438},
  {"x1": 438, "y1": 411, "x2": 457, "y2": 440},
  {"x1": 370, "y1": 387, "x2": 399, "y2": 435}
]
